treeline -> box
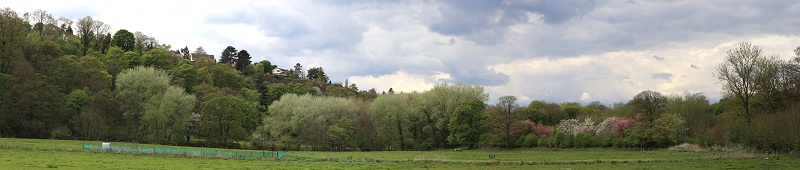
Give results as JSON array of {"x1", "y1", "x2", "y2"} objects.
[
  {"x1": 1, "y1": 8, "x2": 800, "y2": 152},
  {"x1": 0, "y1": 8, "x2": 376, "y2": 147}
]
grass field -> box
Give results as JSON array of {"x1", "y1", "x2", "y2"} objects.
[{"x1": 0, "y1": 138, "x2": 798, "y2": 169}]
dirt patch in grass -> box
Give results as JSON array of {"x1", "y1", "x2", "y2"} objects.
[{"x1": 667, "y1": 143, "x2": 705, "y2": 152}]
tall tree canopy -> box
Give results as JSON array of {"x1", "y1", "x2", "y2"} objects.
[
  {"x1": 235, "y1": 49, "x2": 251, "y2": 71},
  {"x1": 111, "y1": 29, "x2": 135, "y2": 51},
  {"x1": 629, "y1": 90, "x2": 667, "y2": 122},
  {"x1": 219, "y1": 46, "x2": 237, "y2": 64}
]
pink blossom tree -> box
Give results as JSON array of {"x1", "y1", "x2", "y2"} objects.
[{"x1": 521, "y1": 119, "x2": 553, "y2": 137}]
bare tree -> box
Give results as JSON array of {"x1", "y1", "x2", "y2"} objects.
[
  {"x1": 29, "y1": 9, "x2": 53, "y2": 24},
  {"x1": 92, "y1": 21, "x2": 110, "y2": 53},
  {"x1": 715, "y1": 42, "x2": 774, "y2": 124},
  {"x1": 76, "y1": 16, "x2": 94, "y2": 55},
  {"x1": 29, "y1": 9, "x2": 54, "y2": 34}
]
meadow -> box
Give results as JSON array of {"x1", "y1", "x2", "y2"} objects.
[{"x1": 0, "y1": 138, "x2": 798, "y2": 169}]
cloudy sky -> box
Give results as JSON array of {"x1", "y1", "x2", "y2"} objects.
[{"x1": 5, "y1": 0, "x2": 800, "y2": 105}]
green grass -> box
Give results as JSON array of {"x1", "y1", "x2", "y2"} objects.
[
  {"x1": 1, "y1": 138, "x2": 798, "y2": 169},
  {"x1": 0, "y1": 138, "x2": 262, "y2": 153}
]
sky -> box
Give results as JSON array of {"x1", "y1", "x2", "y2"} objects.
[{"x1": 4, "y1": 0, "x2": 800, "y2": 105}]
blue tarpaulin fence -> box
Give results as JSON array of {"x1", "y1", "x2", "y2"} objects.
[{"x1": 82, "y1": 144, "x2": 287, "y2": 159}]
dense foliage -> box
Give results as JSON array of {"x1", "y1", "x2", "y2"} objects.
[{"x1": 1, "y1": 8, "x2": 799, "y2": 152}]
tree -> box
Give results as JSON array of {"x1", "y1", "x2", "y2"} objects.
[
  {"x1": 263, "y1": 94, "x2": 357, "y2": 150},
  {"x1": 142, "y1": 86, "x2": 195, "y2": 144},
  {"x1": 115, "y1": 66, "x2": 171, "y2": 141},
  {"x1": 448, "y1": 99, "x2": 487, "y2": 149},
  {"x1": 133, "y1": 31, "x2": 146, "y2": 54},
  {"x1": 294, "y1": 63, "x2": 303, "y2": 78},
  {"x1": 168, "y1": 59, "x2": 197, "y2": 93},
  {"x1": 413, "y1": 83, "x2": 488, "y2": 149},
  {"x1": 629, "y1": 90, "x2": 667, "y2": 122},
  {"x1": 200, "y1": 94, "x2": 255, "y2": 147},
  {"x1": 254, "y1": 60, "x2": 272, "y2": 74},
  {"x1": 715, "y1": 42, "x2": 772, "y2": 124},
  {"x1": 235, "y1": 49, "x2": 251, "y2": 71},
  {"x1": 66, "y1": 88, "x2": 90, "y2": 135},
  {"x1": 666, "y1": 92, "x2": 713, "y2": 138},
  {"x1": 306, "y1": 67, "x2": 329, "y2": 83},
  {"x1": 194, "y1": 46, "x2": 207, "y2": 56},
  {"x1": 78, "y1": 55, "x2": 113, "y2": 92},
  {"x1": 370, "y1": 93, "x2": 414, "y2": 150},
  {"x1": 219, "y1": 46, "x2": 237, "y2": 64},
  {"x1": 56, "y1": 17, "x2": 72, "y2": 34},
  {"x1": 179, "y1": 46, "x2": 190, "y2": 59},
  {"x1": 490, "y1": 95, "x2": 523, "y2": 147},
  {"x1": 141, "y1": 48, "x2": 180, "y2": 70},
  {"x1": 29, "y1": 9, "x2": 53, "y2": 34},
  {"x1": 3, "y1": 72, "x2": 68, "y2": 138},
  {"x1": 327, "y1": 120, "x2": 355, "y2": 151},
  {"x1": 111, "y1": 29, "x2": 135, "y2": 51},
  {"x1": 92, "y1": 21, "x2": 111, "y2": 53},
  {"x1": 76, "y1": 89, "x2": 119, "y2": 140},
  {"x1": 75, "y1": 16, "x2": 94, "y2": 55}
]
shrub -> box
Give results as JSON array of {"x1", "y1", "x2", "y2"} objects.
[
  {"x1": 50, "y1": 126, "x2": 72, "y2": 140},
  {"x1": 522, "y1": 134, "x2": 538, "y2": 147},
  {"x1": 537, "y1": 136, "x2": 551, "y2": 147},
  {"x1": 574, "y1": 133, "x2": 592, "y2": 148},
  {"x1": 623, "y1": 114, "x2": 686, "y2": 148},
  {"x1": 553, "y1": 132, "x2": 573, "y2": 148},
  {"x1": 593, "y1": 135, "x2": 613, "y2": 147},
  {"x1": 751, "y1": 104, "x2": 800, "y2": 151}
]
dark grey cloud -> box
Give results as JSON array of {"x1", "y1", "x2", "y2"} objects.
[
  {"x1": 205, "y1": 3, "x2": 366, "y2": 54},
  {"x1": 521, "y1": 1, "x2": 800, "y2": 57},
  {"x1": 651, "y1": 72, "x2": 673, "y2": 81},
  {"x1": 653, "y1": 55, "x2": 665, "y2": 61},
  {"x1": 422, "y1": 0, "x2": 597, "y2": 45},
  {"x1": 445, "y1": 67, "x2": 509, "y2": 86},
  {"x1": 195, "y1": 0, "x2": 799, "y2": 102}
]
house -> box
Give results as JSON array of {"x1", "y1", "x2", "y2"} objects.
[
  {"x1": 191, "y1": 53, "x2": 215, "y2": 62},
  {"x1": 272, "y1": 67, "x2": 290, "y2": 76}
]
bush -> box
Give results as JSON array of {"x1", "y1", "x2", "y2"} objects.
[
  {"x1": 522, "y1": 134, "x2": 538, "y2": 147},
  {"x1": 50, "y1": 126, "x2": 71, "y2": 140},
  {"x1": 537, "y1": 136, "x2": 551, "y2": 147},
  {"x1": 612, "y1": 137, "x2": 628, "y2": 148},
  {"x1": 751, "y1": 105, "x2": 800, "y2": 151},
  {"x1": 573, "y1": 133, "x2": 592, "y2": 148},
  {"x1": 622, "y1": 114, "x2": 686, "y2": 148},
  {"x1": 593, "y1": 135, "x2": 613, "y2": 147},
  {"x1": 553, "y1": 132, "x2": 573, "y2": 148}
]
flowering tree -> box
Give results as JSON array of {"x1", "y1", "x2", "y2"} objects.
[
  {"x1": 556, "y1": 118, "x2": 597, "y2": 135},
  {"x1": 521, "y1": 119, "x2": 552, "y2": 137},
  {"x1": 609, "y1": 117, "x2": 635, "y2": 137}
]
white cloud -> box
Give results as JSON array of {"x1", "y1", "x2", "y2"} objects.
[
  {"x1": 580, "y1": 92, "x2": 592, "y2": 102},
  {"x1": 347, "y1": 71, "x2": 437, "y2": 93}
]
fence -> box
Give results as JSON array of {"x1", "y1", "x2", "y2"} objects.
[{"x1": 82, "y1": 144, "x2": 287, "y2": 159}]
